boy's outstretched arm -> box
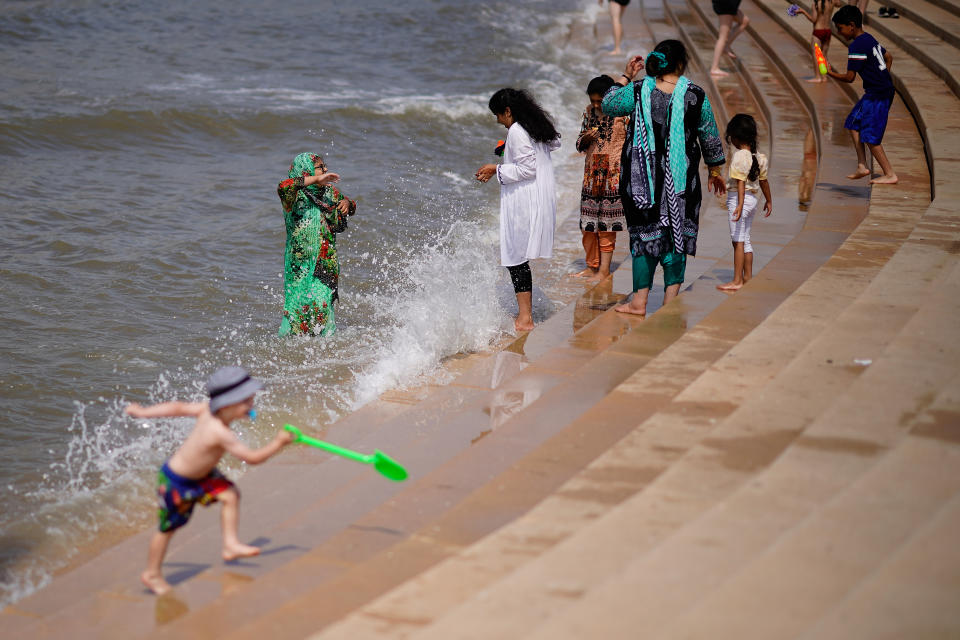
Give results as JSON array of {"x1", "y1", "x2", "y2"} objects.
[
  {"x1": 126, "y1": 401, "x2": 206, "y2": 419},
  {"x1": 825, "y1": 61, "x2": 856, "y2": 83},
  {"x1": 220, "y1": 428, "x2": 294, "y2": 465}
]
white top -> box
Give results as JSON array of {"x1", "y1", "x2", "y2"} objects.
[
  {"x1": 496, "y1": 122, "x2": 560, "y2": 267},
  {"x1": 727, "y1": 148, "x2": 769, "y2": 193}
]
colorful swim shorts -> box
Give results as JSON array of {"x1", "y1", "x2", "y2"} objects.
[{"x1": 156, "y1": 462, "x2": 235, "y2": 532}]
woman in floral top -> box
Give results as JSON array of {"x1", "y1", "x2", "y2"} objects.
[
  {"x1": 277, "y1": 153, "x2": 356, "y2": 337},
  {"x1": 572, "y1": 74, "x2": 629, "y2": 281}
]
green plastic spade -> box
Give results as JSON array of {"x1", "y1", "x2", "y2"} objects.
[{"x1": 284, "y1": 424, "x2": 408, "y2": 482}]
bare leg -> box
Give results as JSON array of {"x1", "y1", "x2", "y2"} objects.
[
  {"x1": 743, "y1": 250, "x2": 754, "y2": 283},
  {"x1": 608, "y1": 2, "x2": 626, "y2": 55},
  {"x1": 718, "y1": 241, "x2": 746, "y2": 290},
  {"x1": 662, "y1": 283, "x2": 681, "y2": 305},
  {"x1": 596, "y1": 250, "x2": 613, "y2": 279},
  {"x1": 867, "y1": 142, "x2": 898, "y2": 184},
  {"x1": 615, "y1": 287, "x2": 649, "y2": 316},
  {"x1": 724, "y1": 10, "x2": 750, "y2": 57},
  {"x1": 710, "y1": 15, "x2": 733, "y2": 75},
  {"x1": 847, "y1": 129, "x2": 871, "y2": 179},
  {"x1": 219, "y1": 488, "x2": 260, "y2": 561},
  {"x1": 142, "y1": 530, "x2": 174, "y2": 595},
  {"x1": 515, "y1": 291, "x2": 534, "y2": 332}
]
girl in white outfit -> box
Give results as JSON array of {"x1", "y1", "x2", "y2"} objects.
[
  {"x1": 718, "y1": 113, "x2": 772, "y2": 291},
  {"x1": 476, "y1": 88, "x2": 561, "y2": 332}
]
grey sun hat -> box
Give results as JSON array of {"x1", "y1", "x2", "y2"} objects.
[{"x1": 206, "y1": 366, "x2": 264, "y2": 413}]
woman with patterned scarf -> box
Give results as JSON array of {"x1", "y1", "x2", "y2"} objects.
[
  {"x1": 602, "y1": 40, "x2": 727, "y2": 318},
  {"x1": 277, "y1": 153, "x2": 357, "y2": 336}
]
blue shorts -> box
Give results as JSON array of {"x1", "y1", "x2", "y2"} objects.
[{"x1": 844, "y1": 94, "x2": 893, "y2": 145}]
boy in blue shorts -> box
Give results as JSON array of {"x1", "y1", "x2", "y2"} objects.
[
  {"x1": 126, "y1": 366, "x2": 293, "y2": 595},
  {"x1": 826, "y1": 5, "x2": 899, "y2": 185}
]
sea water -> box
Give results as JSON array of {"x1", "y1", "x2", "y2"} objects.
[{"x1": 0, "y1": 0, "x2": 619, "y2": 605}]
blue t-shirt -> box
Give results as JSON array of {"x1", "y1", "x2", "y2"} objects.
[{"x1": 847, "y1": 33, "x2": 895, "y2": 99}]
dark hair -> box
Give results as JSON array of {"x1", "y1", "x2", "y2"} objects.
[
  {"x1": 586, "y1": 75, "x2": 615, "y2": 96},
  {"x1": 832, "y1": 5, "x2": 862, "y2": 27},
  {"x1": 725, "y1": 113, "x2": 761, "y2": 182},
  {"x1": 488, "y1": 88, "x2": 560, "y2": 144},
  {"x1": 645, "y1": 39, "x2": 688, "y2": 77}
]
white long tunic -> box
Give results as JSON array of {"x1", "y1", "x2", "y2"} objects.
[{"x1": 496, "y1": 123, "x2": 560, "y2": 267}]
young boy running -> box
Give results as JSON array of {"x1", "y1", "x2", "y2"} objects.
[
  {"x1": 126, "y1": 366, "x2": 293, "y2": 595},
  {"x1": 826, "y1": 5, "x2": 898, "y2": 184}
]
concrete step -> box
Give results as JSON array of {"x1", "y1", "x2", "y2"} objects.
[
  {"x1": 876, "y1": 0, "x2": 960, "y2": 50},
  {"x1": 538, "y1": 239, "x2": 960, "y2": 639},
  {"x1": 803, "y1": 493, "x2": 960, "y2": 639},
  {"x1": 923, "y1": 0, "x2": 960, "y2": 19}
]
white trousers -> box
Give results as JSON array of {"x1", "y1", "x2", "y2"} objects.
[{"x1": 727, "y1": 191, "x2": 758, "y2": 253}]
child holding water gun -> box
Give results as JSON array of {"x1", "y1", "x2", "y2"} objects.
[
  {"x1": 126, "y1": 366, "x2": 293, "y2": 595},
  {"x1": 825, "y1": 5, "x2": 898, "y2": 184},
  {"x1": 717, "y1": 114, "x2": 772, "y2": 292}
]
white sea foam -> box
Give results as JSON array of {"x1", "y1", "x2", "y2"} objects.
[{"x1": 352, "y1": 219, "x2": 504, "y2": 407}]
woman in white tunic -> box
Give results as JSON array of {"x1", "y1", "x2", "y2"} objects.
[{"x1": 476, "y1": 88, "x2": 561, "y2": 332}]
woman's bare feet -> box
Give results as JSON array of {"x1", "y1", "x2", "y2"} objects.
[
  {"x1": 570, "y1": 267, "x2": 598, "y2": 278},
  {"x1": 514, "y1": 316, "x2": 535, "y2": 332},
  {"x1": 223, "y1": 542, "x2": 261, "y2": 561},
  {"x1": 710, "y1": 68, "x2": 730, "y2": 77},
  {"x1": 614, "y1": 301, "x2": 646, "y2": 316},
  {"x1": 716, "y1": 281, "x2": 743, "y2": 291},
  {"x1": 141, "y1": 570, "x2": 172, "y2": 595},
  {"x1": 870, "y1": 173, "x2": 899, "y2": 184},
  {"x1": 847, "y1": 166, "x2": 872, "y2": 180},
  {"x1": 586, "y1": 270, "x2": 611, "y2": 283}
]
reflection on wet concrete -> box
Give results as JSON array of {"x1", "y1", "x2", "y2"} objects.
[
  {"x1": 799, "y1": 128, "x2": 817, "y2": 209},
  {"x1": 572, "y1": 277, "x2": 620, "y2": 332},
  {"x1": 155, "y1": 591, "x2": 189, "y2": 625},
  {"x1": 474, "y1": 350, "x2": 542, "y2": 443}
]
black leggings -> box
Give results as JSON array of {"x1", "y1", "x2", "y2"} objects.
[{"x1": 506, "y1": 262, "x2": 532, "y2": 294}]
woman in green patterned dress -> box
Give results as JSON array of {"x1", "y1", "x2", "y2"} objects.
[{"x1": 277, "y1": 153, "x2": 357, "y2": 337}]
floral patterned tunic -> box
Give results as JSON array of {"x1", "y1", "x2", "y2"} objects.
[
  {"x1": 576, "y1": 107, "x2": 629, "y2": 232},
  {"x1": 277, "y1": 153, "x2": 356, "y2": 337}
]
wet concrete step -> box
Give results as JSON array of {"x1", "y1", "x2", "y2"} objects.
[
  {"x1": 924, "y1": 0, "x2": 960, "y2": 19},
  {"x1": 336, "y1": 139, "x2": 934, "y2": 639},
  {"x1": 513, "y1": 214, "x2": 957, "y2": 638}
]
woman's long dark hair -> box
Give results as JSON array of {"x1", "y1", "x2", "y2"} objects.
[
  {"x1": 488, "y1": 88, "x2": 560, "y2": 144},
  {"x1": 645, "y1": 39, "x2": 689, "y2": 77},
  {"x1": 725, "y1": 113, "x2": 761, "y2": 181}
]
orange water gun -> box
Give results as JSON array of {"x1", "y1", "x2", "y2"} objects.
[{"x1": 814, "y1": 43, "x2": 828, "y2": 75}]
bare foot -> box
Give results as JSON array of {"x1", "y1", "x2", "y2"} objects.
[
  {"x1": 223, "y1": 543, "x2": 261, "y2": 561},
  {"x1": 710, "y1": 68, "x2": 730, "y2": 77},
  {"x1": 716, "y1": 281, "x2": 743, "y2": 291},
  {"x1": 870, "y1": 174, "x2": 899, "y2": 185},
  {"x1": 514, "y1": 317, "x2": 535, "y2": 332},
  {"x1": 141, "y1": 570, "x2": 172, "y2": 595},
  {"x1": 569, "y1": 267, "x2": 597, "y2": 278},
  {"x1": 806, "y1": 77, "x2": 824, "y2": 83},
  {"x1": 614, "y1": 302, "x2": 646, "y2": 317},
  {"x1": 847, "y1": 166, "x2": 871, "y2": 180},
  {"x1": 608, "y1": 49, "x2": 623, "y2": 56}
]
